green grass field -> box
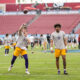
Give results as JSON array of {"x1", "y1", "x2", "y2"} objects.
[{"x1": 0, "y1": 47, "x2": 80, "y2": 80}]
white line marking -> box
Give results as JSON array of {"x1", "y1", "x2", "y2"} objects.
[{"x1": 0, "y1": 73, "x2": 80, "y2": 77}]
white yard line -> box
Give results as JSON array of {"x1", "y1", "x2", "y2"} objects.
[{"x1": 0, "y1": 73, "x2": 79, "y2": 77}]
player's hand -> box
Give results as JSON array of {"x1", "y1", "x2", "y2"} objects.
[
  {"x1": 50, "y1": 47, "x2": 53, "y2": 53},
  {"x1": 65, "y1": 46, "x2": 67, "y2": 53}
]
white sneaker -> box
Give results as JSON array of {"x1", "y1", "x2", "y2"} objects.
[
  {"x1": 5, "y1": 54, "x2": 8, "y2": 56},
  {"x1": 25, "y1": 71, "x2": 30, "y2": 75},
  {"x1": 5, "y1": 54, "x2": 7, "y2": 56},
  {"x1": 8, "y1": 66, "x2": 12, "y2": 71}
]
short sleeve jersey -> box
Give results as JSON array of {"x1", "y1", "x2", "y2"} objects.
[{"x1": 51, "y1": 31, "x2": 66, "y2": 49}]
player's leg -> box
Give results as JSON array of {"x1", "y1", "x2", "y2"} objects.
[
  {"x1": 8, "y1": 56, "x2": 17, "y2": 71},
  {"x1": 61, "y1": 49, "x2": 68, "y2": 75},
  {"x1": 13, "y1": 46, "x2": 15, "y2": 50},
  {"x1": 6, "y1": 46, "x2": 10, "y2": 55},
  {"x1": 11, "y1": 56, "x2": 17, "y2": 67},
  {"x1": 62, "y1": 55, "x2": 68, "y2": 75},
  {"x1": 5, "y1": 46, "x2": 7, "y2": 56},
  {"x1": 5, "y1": 49, "x2": 7, "y2": 56},
  {"x1": 23, "y1": 54, "x2": 30, "y2": 74},
  {"x1": 8, "y1": 47, "x2": 19, "y2": 71},
  {"x1": 13, "y1": 43, "x2": 16, "y2": 50},
  {"x1": 39, "y1": 40, "x2": 42, "y2": 47},
  {"x1": 23, "y1": 54, "x2": 28, "y2": 69},
  {"x1": 55, "y1": 49, "x2": 60, "y2": 74},
  {"x1": 22, "y1": 50, "x2": 30, "y2": 74},
  {"x1": 44, "y1": 41, "x2": 47, "y2": 53},
  {"x1": 31, "y1": 42, "x2": 34, "y2": 54},
  {"x1": 48, "y1": 42, "x2": 50, "y2": 49},
  {"x1": 56, "y1": 57, "x2": 60, "y2": 74},
  {"x1": 7, "y1": 49, "x2": 9, "y2": 54}
]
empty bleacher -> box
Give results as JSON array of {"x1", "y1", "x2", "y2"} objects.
[
  {"x1": 0, "y1": 15, "x2": 34, "y2": 34},
  {"x1": 0, "y1": 14, "x2": 80, "y2": 34},
  {"x1": 64, "y1": 3, "x2": 80, "y2": 10},
  {"x1": 28, "y1": 14, "x2": 80, "y2": 34}
]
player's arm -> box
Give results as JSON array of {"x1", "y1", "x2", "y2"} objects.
[
  {"x1": 50, "y1": 39, "x2": 54, "y2": 53},
  {"x1": 64, "y1": 38, "x2": 67, "y2": 46},
  {"x1": 18, "y1": 26, "x2": 23, "y2": 36},
  {"x1": 63, "y1": 33, "x2": 68, "y2": 49},
  {"x1": 3, "y1": 39, "x2": 5, "y2": 45},
  {"x1": 50, "y1": 33, "x2": 54, "y2": 50},
  {"x1": 50, "y1": 36, "x2": 54, "y2": 51},
  {"x1": 26, "y1": 38, "x2": 31, "y2": 44},
  {"x1": 50, "y1": 39, "x2": 53, "y2": 48},
  {"x1": 18, "y1": 24, "x2": 26, "y2": 36},
  {"x1": 64, "y1": 37, "x2": 68, "y2": 53}
]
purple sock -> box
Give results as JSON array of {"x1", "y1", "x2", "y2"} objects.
[
  {"x1": 11, "y1": 56, "x2": 17, "y2": 66},
  {"x1": 5, "y1": 49, "x2": 7, "y2": 54},
  {"x1": 23, "y1": 54, "x2": 28, "y2": 69}
]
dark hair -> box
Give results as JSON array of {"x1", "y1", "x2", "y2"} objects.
[
  {"x1": 41, "y1": 34, "x2": 43, "y2": 36},
  {"x1": 12, "y1": 33, "x2": 15, "y2": 36},
  {"x1": 54, "y1": 24, "x2": 61, "y2": 28},
  {"x1": 6, "y1": 34, "x2": 9, "y2": 37}
]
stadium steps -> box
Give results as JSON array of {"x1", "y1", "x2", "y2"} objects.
[
  {"x1": 28, "y1": 14, "x2": 80, "y2": 34},
  {"x1": 69, "y1": 15, "x2": 80, "y2": 33},
  {"x1": 26, "y1": 13, "x2": 41, "y2": 27},
  {"x1": 73, "y1": 23, "x2": 80, "y2": 33}
]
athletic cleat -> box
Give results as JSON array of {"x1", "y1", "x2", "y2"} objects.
[
  {"x1": 5, "y1": 54, "x2": 7, "y2": 56},
  {"x1": 58, "y1": 71, "x2": 60, "y2": 75},
  {"x1": 25, "y1": 71, "x2": 30, "y2": 75},
  {"x1": 64, "y1": 71, "x2": 68, "y2": 75},
  {"x1": 8, "y1": 66, "x2": 13, "y2": 71}
]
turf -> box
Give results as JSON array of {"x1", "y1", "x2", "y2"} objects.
[{"x1": 0, "y1": 47, "x2": 80, "y2": 80}]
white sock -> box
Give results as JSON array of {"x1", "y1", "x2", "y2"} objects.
[
  {"x1": 64, "y1": 69, "x2": 66, "y2": 71},
  {"x1": 26, "y1": 69, "x2": 28, "y2": 71}
]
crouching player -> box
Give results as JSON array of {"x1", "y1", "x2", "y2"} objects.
[
  {"x1": 8, "y1": 24, "x2": 30, "y2": 74},
  {"x1": 50, "y1": 24, "x2": 68, "y2": 75}
]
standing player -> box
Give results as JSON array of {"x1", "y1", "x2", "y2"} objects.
[
  {"x1": 12, "y1": 34, "x2": 17, "y2": 50},
  {"x1": 30, "y1": 35, "x2": 34, "y2": 50},
  {"x1": 67, "y1": 34, "x2": 72, "y2": 49},
  {"x1": 42, "y1": 35, "x2": 47, "y2": 52},
  {"x1": 72, "y1": 35, "x2": 77, "y2": 48},
  {"x1": 47, "y1": 34, "x2": 51, "y2": 49},
  {"x1": 8, "y1": 24, "x2": 30, "y2": 74},
  {"x1": 4, "y1": 34, "x2": 11, "y2": 56},
  {"x1": 30, "y1": 35, "x2": 34, "y2": 54},
  {"x1": 39, "y1": 34, "x2": 43, "y2": 47},
  {"x1": 50, "y1": 24, "x2": 68, "y2": 75}
]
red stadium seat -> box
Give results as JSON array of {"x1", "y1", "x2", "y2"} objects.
[
  {"x1": 64, "y1": 3, "x2": 80, "y2": 10},
  {"x1": 28, "y1": 14, "x2": 80, "y2": 34},
  {"x1": 0, "y1": 14, "x2": 80, "y2": 34},
  {"x1": 0, "y1": 15, "x2": 34, "y2": 34}
]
